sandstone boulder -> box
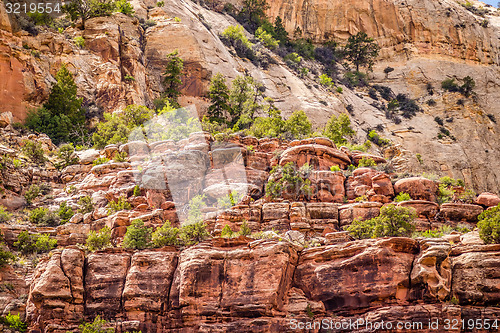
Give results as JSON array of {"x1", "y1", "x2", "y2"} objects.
[
  {"x1": 394, "y1": 177, "x2": 438, "y2": 202},
  {"x1": 397, "y1": 200, "x2": 439, "y2": 218},
  {"x1": 294, "y1": 238, "x2": 418, "y2": 312},
  {"x1": 476, "y1": 192, "x2": 500, "y2": 207},
  {"x1": 439, "y1": 203, "x2": 483, "y2": 223},
  {"x1": 279, "y1": 144, "x2": 351, "y2": 170}
]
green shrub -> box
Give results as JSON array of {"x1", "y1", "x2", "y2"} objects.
[
  {"x1": 23, "y1": 183, "x2": 50, "y2": 205},
  {"x1": 367, "y1": 130, "x2": 391, "y2": 146},
  {"x1": 0, "y1": 206, "x2": 12, "y2": 223},
  {"x1": 0, "y1": 312, "x2": 27, "y2": 332},
  {"x1": 107, "y1": 196, "x2": 132, "y2": 215},
  {"x1": 22, "y1": 141, "x2": 46, "y2": 164},
  {"x1": 92, "y1": 157, "x2": 110, "y2": 166},
  {"x1": 122, "y1": 219, "x2": 152, "y2": 249},
  {"x1": 124, "y1": 74, "x2": 135, "y2": 82},
  {"x1": 92, "y1": 104, "x2": 155, "y2": 148},
  {"x1": 151, "y1": 221, "x2": 179, "y2": 247},
  {"x1": 58, "y1": 202, "x2": 74, "y2": 223},
  {"x1": 29, "y1": 207, "x2": 60, "y2": 226},
  {"x1": 458, "y1": 189, "x2": 476, "y2": 204},
  {"x1": 330, "y1": 165, "x2": 341, "y2": 172},
  {"x1": 217, "y1": 190, "x2": 242, "y2": 209},
  {"x1": 115, "y1": 0, "x2": 135, "y2": 15},
  {"x1": 78, "y1": 196, "x2": 94, "y2": 214},
  {"x1": 57, "y1": 143, "x2": 79, "y2": 169},
  {"x1": 478, "y1": 204, "x2": 500, "y2": 244},
  {"x1": 113, "y1": 151, "x2": 128, "y2": 162},
  {"x1": 319, "y1": 74, "x2": 333, "y2": 87},
  {"x1": 221, "y1": 25, "x2": 254, "y2": 59},
  {"x1": 344, "y1": 71, "x2": 368, "y2": 87},
  {"x1": 221, "y1": 225, "x2": 234, "y2": 238},
  {"x1": 0, "y1": 244, "x2": 15, "y2": 268},
  {"x1": 179, "y1": 221, "x2": 210, "y2": 246},
  {"x1": 255, "y1": 27, "x2": 279, "y2": 49},
  {"x1": 156, "y1": 1, "x2": 164, "y2": 6},
  {"x1": 239, "y1": 221, "x2": 252, "y2": 236},
  {"x1": 358, "y1": 157, "x2": 376, "y2": 167},
  {"x1": 284, "y1": 52, "x2": 302, "y2": 66},
  {"x1": 441, "y1": 78, "x2": 459, "y2": 92},
  {"x1": 345, "y1": 204, "x2": 416, "y2": 239},
  {"x1": 395, "y1": 192, "x2": 412, "y2": 202},
  {"x1": 322, "y1": 113, "x2": 355, "y2": 146},
  {"x1": 265, "y1": 162, "x2": 312, "y2": 200},
  {"x1": 78, "y1": 315, "x2": 114, "y2": 333},
  {"x1": 14, "y1": 231, "x2": 57, "y2": 254},
  {"x1": 132, "y1": 185, "x2": 141, "y2": 197},
  {"x1": 437, "y1": 183, "x2": 454, "y2": 204},
  {"x1": 74, "y1": 36, "x2": 85, "y2": 48},
  {"x1": 86, "y1": 227, "x2": 112, "y2": 252}
]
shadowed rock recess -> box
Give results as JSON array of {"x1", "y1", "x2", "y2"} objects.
[{"x1": 0, "y1": 0, "x2": 500, "y2": 332}]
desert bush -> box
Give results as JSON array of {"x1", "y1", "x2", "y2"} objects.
[
  {"x1": 221, "y1": 224, "x2": 234, "y2": 238},
  {"x1": 239, "y1": 221, "x2": 252, "y2": 236},
  {"x1": 152, "y1": 221, "x2": 179, "y2": 247},
  {"x1": 113, "y1": 151, "x2": 128, "y2": 162},
  {"x1": 92, "y1": 157, "x2": 110, "y2": 166},
  {"x1": 74, "y1": 36, "x2": 85, "y2": 48},
  {"x1": 22, "y1": 141, "x2": 46, "y2": 164},
  {"x1": 367, "y1": 130, "x2": 391, "y2": 146},
  {"x1": 217, "y1": 191, "x2": 242, "y2": 209},
  {"x1": 441, "y1": 78, "x2": 459, "y2": 92},
  {"x1": 78, "y1": 315, "x2": 114, "y2": 333},
  {"x1": 115, "y1": 0, "x2": 135, "y2": 15},
  {"x1": 0, "y1": 243, "x2": 15, "y2": 268},
  {"x1": 395, "y1": 192, "x2": 412, "y2": 202},
  {"x1": 14, "y1": 231, "x2": 57, "y2": 254},
  {"x1": 78, "y1": 196, "x2": 94, "y2": 214},
  {"x1": 322, "y1": 113, "x2": 355, "y2": 146},
  {"x1": 266, "y1": 162, "x2": 312, "y2": 200},
  {"x1": 29, "y1": 207, "x2": 60, "y2": 226},
  {"x1": 93, "y1": 104, "x2": 155, "y2": 148},
  {"x1": 58, "y1": 202, "x2": 74, "y2": 223},
  {"x1": 345, "y1": 204, "x2": 416, "y2": 239},
  {"x1": 107, "y1": 196, "x2": 132, "y2": 215},
  {"x1": 0, "y1": 312, "x2": 27, "y2": 332},
  {"x1": 179, "y1": 221, "x2": 210, "y2": 246},
  {"x1": 0, "y1": 206, "x2": 12, "y2": 223},
  {"x1": 86, "y1": 227, "x2": 112, "y2": 252},
  {"x1": 255, "y1": 27, "x2": 279, "y2": 49},
  {"x1": 319, "y1": 74, "x2": 334, "y2": 87},
  {"x1": 57, "y1": 143, "x2": 79, "y2": 169},
  {"x1": 122, "y1": 219, "x2": 152, "y2": 250},
  {"x1": 221, "y1": 25, "x2": 254, "y2": 59},
  {"x1": 358, "y1": 157, "x2": 376, "y2": 168},
  {"x1": 478, "y1": 204, "x2": 500, "y2": 244}
]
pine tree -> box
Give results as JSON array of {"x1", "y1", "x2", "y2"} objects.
[
  {"x1": 26, "y1": 64, "x2": 85, "y2": 145},
  {"x1": 273, "y1": 16, "x2": 288, "y2": 44},
  {"x1": 208, "y1": 73, "x2": 230, "y2": 122},
  {"x1": 343, "y1": 32, "x2": 380, "y2": 72},
  {"x1": 162, "y1": 50, "x2": 184, "y2": 106}
]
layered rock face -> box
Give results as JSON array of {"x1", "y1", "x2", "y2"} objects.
[
  {"x1": 2, "y1": 0, "x2": 500, "y2": 192},
  {"x1": 266, "y1": 0, "x2": 500, "y2": 64},
  {"x1": 24, "y1": 236, "x2": 500, "y2": 332}
]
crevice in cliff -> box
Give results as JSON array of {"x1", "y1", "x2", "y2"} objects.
[
  {"x1": 163, "y1": 253, "x2": 179, "y2": 314},
  {"x1": 119, "y1": 253, "x2": 132, "y2": 313},
  {"x1": 217, "y1": 252, "x2": 228, "y2": 316},
  {"x1": 59, "y1": 252, "x2": 75, "y2": 304}
]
